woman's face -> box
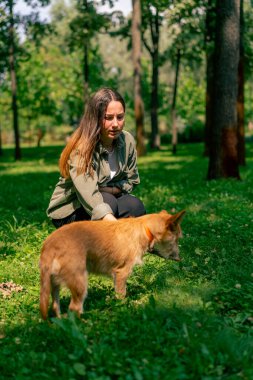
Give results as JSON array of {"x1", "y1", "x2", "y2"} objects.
[{"x1": 100, "y1": 100, "x2": 125, "y2": 145}]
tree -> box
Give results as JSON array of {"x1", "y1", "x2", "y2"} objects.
[
  {"x1": 3, "y1": 0, "x2": 21, "y2": 159},
  {"x1": 141, "y1": 1, "x2": 169, "y2": 149},
  {"x1": 131, "y1": 0, "x2": 146, "y2": 156},
  {"x1": 0, "y1": 0, "x2": 50, "y2": 159},
  {"x1": 207, "y1": 0, "x2": 240, "y2": 179},
  {"x1": 109, "y1": 0, "x2": 192, "y2": 150},
  {"x1": 17, "y1": 42, "x2": 58, "y2": 144},
  {"x1": 68, "y1": 0, "x2": 112, "y2": 105},
  {"x1": 166, "y1": 0, "x2": 206, "y2": 153}
]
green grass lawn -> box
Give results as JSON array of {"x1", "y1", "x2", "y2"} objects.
[{"x1": 1, "y1": 143, "x2": 253, "y2": 380}]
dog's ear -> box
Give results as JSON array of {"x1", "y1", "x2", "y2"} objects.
[{"x1": 166, "y1": 210, "x2": 186, "y2": 230}]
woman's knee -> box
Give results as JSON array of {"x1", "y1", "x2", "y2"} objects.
[
  {"x1": 118, "y1": 194, "x2": 146, "y2": 218},
  {"x1": 131, "y1": 197, "x2": 146, "y2": 217},
  {"x1": 101, "y1": 192, "x2": 118, "y2": 215}
]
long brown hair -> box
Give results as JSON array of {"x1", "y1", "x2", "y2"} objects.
[{"x1": 59, "y1": 88, "x2": 125, "y2": 178}]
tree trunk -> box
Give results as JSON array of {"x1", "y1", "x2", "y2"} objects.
[
  {"x1": 203, "y1": 0, "x2": 216, "y2": 157},
  {"x1": 150, "y1": 9, "x2": 160, "y2": 150},
  {"x1": 171, "y1": 48, "x2": 181, "y2": 155},
  {"x1": 132, "y1": 0, "x2": 146, "y2": 156},
  {"x1": 237, "y1": 0, "x2": 245, "y2": 166},
  {"x1": 207, "y1": 0, "x2": 240, "y2": 179},
  {"x1": 37, "y1": 128, "x2": 45, "y2": 147},
  {"x1": 9, "y1": 0, "x2": 21, "y2": 160}
]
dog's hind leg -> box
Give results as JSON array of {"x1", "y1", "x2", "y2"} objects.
[
  {"x1": 68, "y1": 270, "x2": 88, "y2": 317},
  {"x1": 51, "y1": 281, "x2": 61, "y2": 318},
  {"x1": 40, "y1": 264, "x2": 51, "y2": 320}
]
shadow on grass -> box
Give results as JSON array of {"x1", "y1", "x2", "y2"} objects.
[
  {"x1": 1, "y1": 288, "x2": 253, "y2": 380},
  {"x1": 0, "y1": 172, "x2": 58, "y2": 235},
  {"x1": 0, "y1": 145, "x2": 64, "y2": 165}
]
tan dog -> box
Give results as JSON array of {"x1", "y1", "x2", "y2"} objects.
[{"x1": 39, "y1": 210, "x2": 185, "y2": 319}]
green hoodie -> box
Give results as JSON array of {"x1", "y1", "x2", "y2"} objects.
[{"x1": 47, "y1": 130, "x2": 140, "y2": 220}]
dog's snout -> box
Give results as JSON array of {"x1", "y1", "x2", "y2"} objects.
[
  {"x1": 149, "y1": 244, "x2": 182, "y2": 261},
  {"x1": 168, "y1": 249, "x2": 181, "y2": 261}
]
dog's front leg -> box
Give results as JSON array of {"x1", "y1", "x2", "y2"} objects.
[{"x1": 113, "y1": 270, "x2": 130, "y2": 299}]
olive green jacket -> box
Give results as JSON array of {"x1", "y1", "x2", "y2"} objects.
[{"x1": 46, "y1": 131, "x2": 140, "y2": 220}]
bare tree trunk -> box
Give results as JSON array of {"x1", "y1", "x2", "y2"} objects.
[
  {"x1": 207, "y1": 0, "x2": 240, "y2": 179},
  {"x1": 237, "y1": 0, "x2": 245, "y2": 166},
  {"x1": 132, "y1": 0, "x2": 146, "y2": 156},
  {"x1": 171, "y1": 48, "x2": 181, "y2": 155},
  {"x1": 9, "y1": 0, "x2": 21, "y2": 160},
  {"x1": 150, "y1": 9, "x2": 160, "y2": 150},
  {"x1": 37, "y1": 128, "x2": 45, "y2": 147}
]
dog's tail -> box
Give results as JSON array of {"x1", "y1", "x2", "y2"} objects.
[{"x1": 39, "y1": 260, "x2": 51, "y2": 320}]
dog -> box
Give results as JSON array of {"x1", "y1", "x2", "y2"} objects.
[{"x1": 39, "y1": 210, "x2": 185, "y2": 319}]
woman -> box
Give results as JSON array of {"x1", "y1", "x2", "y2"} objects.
[{"x1": 47, "y1": 87, "x2": 146, "y2": 227}]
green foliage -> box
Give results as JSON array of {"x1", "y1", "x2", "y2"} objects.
[
  {"x1": 244, "y1": 0, "x2": 253, "y2": 77},
  {"x1": 0, "y1": 0, "x2": 51, "y2": 68},
  {"x1": 176, "y1": 68, "x2": 205, "y2": 136},
  {"x1": 1, "y1": 142, "x2": 253, "y2": 379},
  {"x1": 2, "y1": 0, "x2": 253, "y2": 148},
  {"x1": 245, "y1": 82, "x2": 253, "y2": 129},
  {"x1": 0, "y1": 1, "x2": 126, "y2": 143},
  {"x1": 18, "y1": 43, "x2": 57, "y2": 119},
  {"x1": 68, "y1": 0, "x2": 109, "y2": 49},
  {"x1": 164, "y1": 0, "x2": 206, "y2": 65}
]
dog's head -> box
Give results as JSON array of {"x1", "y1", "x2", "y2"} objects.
[{"x1": 145, "y1": 210, "x2": 186, "y2": 261}]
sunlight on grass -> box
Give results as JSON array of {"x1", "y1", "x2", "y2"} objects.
[
  {"x1": 157, "y1": 286, "x2": 208, "y2": 310},
  {"x1": 0, "y1": 162, "x2": 58, "y2": 175},
  {"x1": 1, "y1": 143, "x2": 253, "y2": 379}
]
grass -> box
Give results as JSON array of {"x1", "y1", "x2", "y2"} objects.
[{"x1": 1, "y1": 142, "x2": 253, "y2": 380}]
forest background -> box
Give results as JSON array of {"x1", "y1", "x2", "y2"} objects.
[{"x1": 1, "y1": 0, "x2": 253, "y2": 167}]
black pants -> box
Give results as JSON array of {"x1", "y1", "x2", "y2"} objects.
[{"x1": 52, "y1": 193, "x2": 146, "y2": 228}]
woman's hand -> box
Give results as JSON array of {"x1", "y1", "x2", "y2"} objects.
[
  {"x1": 103, "y1": 213, "x2": 117, "y2": 221},
  {"x1": 99, "y1": 186, "x2": 122, "y2": 196}
]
